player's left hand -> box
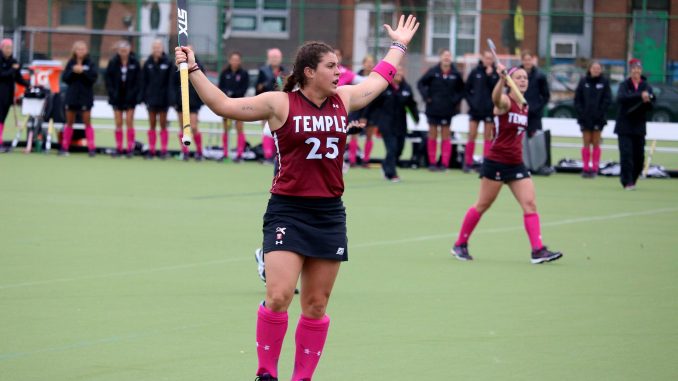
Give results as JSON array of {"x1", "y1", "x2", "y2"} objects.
[{"x1": 384, "y1": 15, "x2": 420, "y2": 47}]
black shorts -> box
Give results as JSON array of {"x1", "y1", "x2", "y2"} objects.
[
  {"x1": 426, "y1": 115, "x2": 452, "y2": 126},
  {"x1": 112, "y1": 104, "x2": 136, "y2": 111},
  {"x1": 469, "y1": 113, "x2": 494, "y2": 123},
  {"x1": 147, "y1": 105, "x2": 169, "y2": 113},
  {"x1": 480, "y1": 159, "x2": 531, "y2": 183},
  {"x1": 262, "y1": 194, "x2": 348, "y2": 261},
  {"x1": 174, "y1": 105, "x2": 201, "y2": 114},
  {"x1": 580, "y1": 124, "x2": 605, "y2": 132},
  {"x1": 66, "y1": 104, "x2": 92, "y2": 112}
]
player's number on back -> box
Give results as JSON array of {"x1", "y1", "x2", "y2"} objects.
[{"x1": 305, "y1": 137, "x2": 339, "y2": 160}]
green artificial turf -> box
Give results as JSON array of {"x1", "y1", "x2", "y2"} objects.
[{"x1": 1, "y1": 151, "x2": 677, "y2": 380}]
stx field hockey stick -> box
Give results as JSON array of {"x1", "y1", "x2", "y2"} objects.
[
  {"x1": 487, "y1": 39, "x2": 527, "y2": 107},
  {"x1": 177, "y1": 0, "x2": 192, "y2": 146},
  {"x1": 642, "y1": 139, "x2": 657, "y2": 178}
]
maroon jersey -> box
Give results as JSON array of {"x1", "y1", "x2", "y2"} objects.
[
  {"x1": 270, "y1": 91, "x2": 348, "y2": 198},
  {"x1": 486, "y1": 97, "x2": 528, "y2": 165}
]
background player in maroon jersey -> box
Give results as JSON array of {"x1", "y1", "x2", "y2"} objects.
[
  {"x1": 450, "y1": 64, "x2": 563, "y2": 265},
  {"x1": 176, "y1": 15, "x2": 419, "y2": 381}
]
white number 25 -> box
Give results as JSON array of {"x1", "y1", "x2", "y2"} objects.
[{"x1": 305, "y1": 137, "x2": 339, "y2": 160}]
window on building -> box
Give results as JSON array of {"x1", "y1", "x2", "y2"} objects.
[
  {"x1": 551, "y1": 0, "x2": 584, "y2": 35},
  {"x1": 227, "y1": 0, "x2": 289, "y2": 37},
  {"x1": 426, "y1": 0, "x2": 480, "y2": 57},
  {"x1": 632, "y1": 0, "x2": 669, "y2": 10},
  {"x1": 60, "y1": 0, "x2": 87, "y2": 26}
]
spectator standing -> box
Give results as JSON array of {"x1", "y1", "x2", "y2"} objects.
[
  {"x1": 142, "y1": 39, "x2": 173, "y2": 159},
  {"x1": 0, "y1": 38, "x2": 29, "y2": 147},
  {"x1": 256, "y1": 48, "x2": 286, "y2": 162},
  {"x1": 347, "y1": 55, "x2": 377, "y2": 167},
  {"x1": 218, "y1": 51, "x2": 249, "y2": 162}
]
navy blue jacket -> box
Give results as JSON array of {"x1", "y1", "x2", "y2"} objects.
[
  {"x1": 574, "y1": 73, "x2": 612, "y2": 129},
  {"x1": 142, "y1": 53, "x2": 173, "y2": 108},
  {"x1": 218, "y1": 66, "x2": 249, "y2": 98},
  {"x1": 520, "y1": 66, "x2": 550, "y2": 116},
  {"x1": 0, "y1": 55, "x2": 29, "y2": 110},
  {"x1": 368, "y1": 80, "x2": 420, "y2": 137},
  {"x1": 464, "y1": 61, "x2": 499, "y2": 117},
  {"x1": 62, "y1": 56, "x2": 98, "y2": 108},
  {"x1": 256, "y1": 64, "x2": 286, "y2": 94},
  {"x1": 105, "y1": 53, "x2": 142, "y2": 106},
  {"x1": 417, "y1": 64, "x2": 465, "y2": 117},
  {"x1": 615, "y1": 76, "x2": 655, "y2": 136}
]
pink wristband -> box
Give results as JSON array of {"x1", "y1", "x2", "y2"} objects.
[{"x1": 373, "y1": 60, "x2": 397, "y2": 84}]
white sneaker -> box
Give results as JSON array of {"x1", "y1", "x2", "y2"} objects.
[{"x1": 254, "y1": 248, "x2": 266, "y2": 282}]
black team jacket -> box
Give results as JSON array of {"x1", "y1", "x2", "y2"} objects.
[
  {"x1": 614, "y1": 76, "x2": 655, "y2": 136},
  {"x1": 62, "y1": 56, "x2": 98, "y2": 108},
  {"x1": 218, "y1": 65, "x2": 249, "y2": 98},
  {"x1": 142, "y1": 52, "x2": 173, "y2": 109},
  {"x1": 464, "y1": 60, "x2": 499, "y2": 118},
  {"x1": 367, "y1": 80, "x2": 420, "y2": 137},
  {"x1": 105, "y1": 53, "x2": 142, "y2": 107},
  {"x1": 520, "y1": 65, "x2": 550, "y2": 117},
  {"x1": 0, "y1": 54, "x2": 29, "y2": 111},
  {"x1": 574, "y1": 72, "x2": 612, "y2": 129},
  {"x1": 417, "y1": 63, "x2": 465, "y2": 118}
]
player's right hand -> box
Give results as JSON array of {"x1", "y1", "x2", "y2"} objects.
[
  {"x1": 175, "y1": 46, "x2": 195, "y2": 67},
  {"x1": 496, "y1": 63, "x2": 507, "y2": 78}
]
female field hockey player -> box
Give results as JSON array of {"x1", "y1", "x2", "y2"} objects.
[
  {"x1": 417, "y1": 48, "x2": 465, "y2": 171},
  {"x1": 574, "y1": 61, "x2": 612, "y2": 178},
  {"x1": 0, "y1": 38, "x2": 29, "y2": 147},
  {"x1": 142, "y1": 39, "x2": 173, "y2": 159},
  {"x1": 451, "y1": 64, "x2": 563, "y2": 264},
  {"x1": 218, "y1": 51, "x2": 249, "y2": 162},
  {"x1": 105, "y1": 40, "x2": 142, "y2": 157},
  {"x1": 176, "y1": 15, "x2": 419, "y2": 381},
  {"x1": 463, "y1": 50, "x2": 499, "y2": 172},
  {"x1": 61, "y1": 41, "x2": 98, "y2": 156}
]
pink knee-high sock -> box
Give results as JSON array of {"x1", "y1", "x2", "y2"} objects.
[
  {"x1": 84, "y1": 125, "x2": 95, "y2": 151},
  {"x1": 178, "y1": 132, "x2": 189, "y2": 155},
  {"x1": 114, "y1": 129, "x2": 123, "y2": 152},
  {"x1": 256, "y1": 304, "x2": 288, "y2": 378},
  {"x1": 262, "y1": 135, "x2": 275, "y2": 159},
  {"x1": 348, "y1": 138, "x2": 358, "y2": 164},
  {"x1": 427, "y1": 138, "x2": 437, "y2": 165},
  {"x1": 292, "y1": 314, "x2": 330, "y2": 381},
  {"x1": 581, "y1": 146, "x2": 591, "y2": 171},
  {"x1": 236, "y1": 132, "x2": 246, "y2": 158},
  {"x1": 148, "y1": 129, "x2": 157, "y2": 154},
  {"x1": 464, "y1": 140, "x2": 475, "y2": 166},
  {"x1": 194, "y1": 132, "x2": 203, "y2": 155},
  {"x1": 592, "y1": 146, "x2": 601, "y2": 172},
  {"x1": 0, "y1": 122, "x2": 4, "y2": 140},
  {"x1": 455, "y1": 207, "x2": 482, "y2": 246},
  {"x1": 126, "y1": 128, "x2": 135, "y2": 152},
  {"x1": 62, "y1": 125, "x2": 74, "y2": 151},
  {"x1": 483, "y1": 140, "x2": 492, "y2": 157},
  {"x1": 159, "y1": 129, "x2": 169, "y2": 154},
  {"x1": 222, "y1": 132, "x2": 229, "y2": 157},
  {"x1": 523, "y1": 213, "x2": 543, "y2": 251},
  {"x1": 363, "y1": 139, "x2": 374, "y2": 163},
  {"x1": 441, "y1": 139, "x2": 452, "y2": 168}
]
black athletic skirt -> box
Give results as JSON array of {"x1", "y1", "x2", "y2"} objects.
[
  {"x1": 480, "y1": 158, "x2": 531, "y2": 183},
  {"x1": 262, "y1": 194, "x2": 348, "y2": 261}
]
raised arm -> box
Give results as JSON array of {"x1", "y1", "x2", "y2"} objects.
[
  {"x1": 175, "y1": 46, "x2": 285, "y2": 125},
  {"x1": 338, "y1": 15, "x2": 419, "y2": 112}
]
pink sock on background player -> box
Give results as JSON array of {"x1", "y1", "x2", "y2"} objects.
[
  {"x1": 464, "y1": 140, "x2": 475, "y2": 166},
  {"x1": 592, "y1": 146, "x2": 601, "y2": 172},
  {"x1": 441, "y1": 139, "x2": 452, "y2": 168},
  {"x1": 363, "y1": 139, "x2": 374, "y2": 164},
  {"x1": 0, "y1": 123, "x2": 4, "y2": 140},
  {"x1": 483, "y1": 140, "x2": 492, "y2": 157},
  {"x1": 581, "y1": 147, "x2": 591, "y2": 171},
  {"x1": 178, "y1": 132, "x2": 189, "y2": 155},
  {"x1": 126, "y1": 128, "x2": 135, "y2": 153},
  {"x1": 291, "y1": 314, "x2": 330, "y2": 381},
  {"x1": 348, "y1": 138, "x2": 358, "y2": 165},
  {"x1": 455, "y1": 207, "x2": 482, "y2": 246},
  {"x1": 84, "y1": 125, "x2": 96, "y2": 152},
  {"x1": 160, "y1": 129, "x2": 169, "y2": 154},
  {"x1": 148, "y1": 129, "x2": 157, "y2": 154},
  {"x1": 256, "y1": 304, "x2": 288, "y2": 379},
  {"x1": 262, "y1": 135, "x2": 275, "y2": 159},
  {"x1": 236, "y1": 132, "x2": 246, "y2": 158},
  {"x1": 62, "y1": 125, "x2": 74, "y2": 151},
  {"x1": 427, "y1": 138, "x2": 437, "y2": 166},
  {"x1": 222, "y1": 132, "x2": 229, "y2": 157},
  {"x1": 524, "y1": 213, "x2": 543, "y2": 250},
  {"x1": 194, "y1": 132, "x2": 203, "y2": 155},
  {"x1": 114, "y1": 129, "x2": 123, "y2": 152}
]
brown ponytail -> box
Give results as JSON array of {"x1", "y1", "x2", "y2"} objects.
[{"x1": 282, "y1": 41, "x2": 334, "y2": 92}]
